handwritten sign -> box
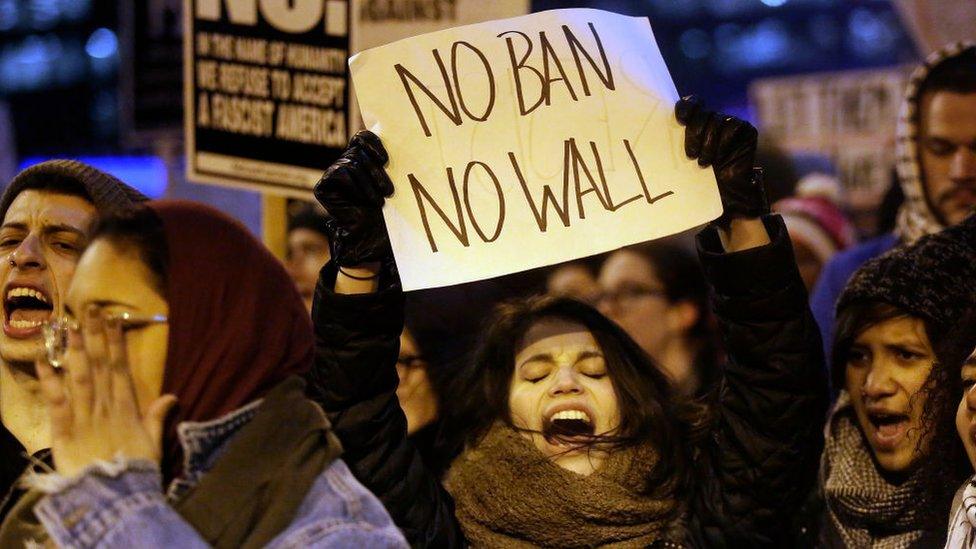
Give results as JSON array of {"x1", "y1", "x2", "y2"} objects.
[{"x1": 351, "y1": 8, "x2": 721, "y2": 290}]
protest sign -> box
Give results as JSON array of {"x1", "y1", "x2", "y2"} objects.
[
  {"x1": 750, "y1": 67, "x2": 911, "y2": 210},
  {"x1": 352, "y1": 0, "x2": 529, "y2": 54},
  {"x1": 350, "y1": 8, "x2": 721, "y2": 290},
  {"x1": 348, "y1": 0, "x2": 529, "y2": 130},
  {"x1": 184, "y1": 0, "x2": 351, "y2": 196}
]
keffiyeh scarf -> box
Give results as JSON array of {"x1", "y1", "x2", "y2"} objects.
[{"x1": 945, "y1": 477, "x2": 976, "y2": 548}]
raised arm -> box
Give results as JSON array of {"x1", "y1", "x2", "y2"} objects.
[
  {"x1": 675, "y1": 98, "x2": 829, "y2": 547},
  {"x1": 304, "y1": 131, "x2": 463, "y2": 548}
]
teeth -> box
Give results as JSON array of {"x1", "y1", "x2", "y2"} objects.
[
  {"x1": 9, "y1": 320, "x2": 42, "y2": 329},
  {"x1": 5, "y1": 287, "x2": 48, "y2": 304},
  {"x1": 551, "y1": 410, "x2": 592, "y2": 424}
]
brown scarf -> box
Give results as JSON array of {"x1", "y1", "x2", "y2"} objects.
[
  {"x1": 821, "y1": 393, "x2": 937, "y2": 548},
  {"x1": 446, "y1": 423, "x2": 682, "y2": 548}
]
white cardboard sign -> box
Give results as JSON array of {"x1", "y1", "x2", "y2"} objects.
[{"x1": 350, "y1": 8, "x2": 721, "y2": 290}]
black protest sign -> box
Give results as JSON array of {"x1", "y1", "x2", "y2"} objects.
[{"x1": 185, "y1": 0, "x2": 350, "y2": 195}]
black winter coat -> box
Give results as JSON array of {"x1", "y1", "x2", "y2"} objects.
[{"x1": 306, "y1": 215, "x2": 828, "y2": 548}]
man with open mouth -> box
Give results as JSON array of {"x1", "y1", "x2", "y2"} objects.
[{"x1": 0, "y1": 160, "x2": 145, "y2": 520}]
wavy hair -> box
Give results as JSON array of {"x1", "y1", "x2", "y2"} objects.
[{"x1": 444, "y1": 295, "x2": 708, "y2": 499}]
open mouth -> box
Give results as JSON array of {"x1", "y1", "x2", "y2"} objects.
[
  {"x1": 3, "y1": 286, "x2": 53, "y2": 337},
  {"x1": 543, "y1": 409, "x2": 596, "y2": 445},
  {"x1": 867, "y1": 411, "x2": 910, "y2": 449}
]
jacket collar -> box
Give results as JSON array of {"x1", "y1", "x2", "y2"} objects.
[{"x1": 169, "y1": 397, "x2": 264, "y2": 497}]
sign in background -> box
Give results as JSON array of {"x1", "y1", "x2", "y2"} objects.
[
  {"x1": 184, "y1": 0, "x2": 351, "y2": 196},
  {"x1": 750, "y1": 66, "x2": 912, "y2": 212},
  {"x1": 352, "y1": 9, "x2": 720, "y2": 290},
  {"x1": 349, "y1": 0, "x2": 529, "y2": 130}
]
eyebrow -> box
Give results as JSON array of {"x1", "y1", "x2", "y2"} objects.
[
  {"x1": 0, "y1": 222, "x2": 88, "y2": 239},
  {"x1": 517, "y1": 349, "x2": 604, "y2": 369},
  {"x1": 882, "y1": 342, "x2": 929, "y2": 354}
]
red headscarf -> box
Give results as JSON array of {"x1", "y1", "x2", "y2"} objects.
[{"x1": 147, "y1": 201, "x2": 312, "y2": 477}]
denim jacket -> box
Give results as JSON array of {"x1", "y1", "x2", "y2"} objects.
[{"x1": 26, "y1": 397, "x2": 408, "y2": 548}]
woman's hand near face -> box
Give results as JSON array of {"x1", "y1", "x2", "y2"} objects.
[{"x1": 35, "y1": 306, "x2": 177, "y2": 479}]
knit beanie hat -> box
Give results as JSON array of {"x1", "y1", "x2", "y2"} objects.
[
  {"x1": 0, "y1": 159, "x2": 148, "y2": 221},
  {"x1": 837, "y1": 213, "x2": 976, "y2": 336},
  {"x1": 775, "y1": 173, "x2": 857, "y2": 264}
]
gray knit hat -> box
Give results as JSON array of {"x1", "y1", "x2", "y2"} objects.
[
  {"x1": 837, "y1": 213, "x2": 976, "y2": 333},
  {"x1": 0, "y1": 159, "x2": 148, "y2": 221}
]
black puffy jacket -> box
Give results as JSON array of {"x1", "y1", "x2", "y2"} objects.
[{"x1": 307, "y1": 215, "x2": 828, "y2": 547}]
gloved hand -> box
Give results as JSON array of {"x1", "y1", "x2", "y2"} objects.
[
  {"x1": 675, "y1": 96, "x2": 768, "y2": 225},
  {"x1": 313, "y1": 130, "x2": 395, "y2": 267}
]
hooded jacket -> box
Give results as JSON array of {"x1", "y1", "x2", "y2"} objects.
[{"x1": 810, "y1": 41, "x2": 976, "y2": 372}]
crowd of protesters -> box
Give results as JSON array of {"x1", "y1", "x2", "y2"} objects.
[{"x1": 0, "y1": 40, "x2": 971, "y2": 549}]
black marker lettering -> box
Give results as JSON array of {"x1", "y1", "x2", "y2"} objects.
[
  {"x1": 396, "y1": 50, "x2": 462, "y2": 138},
  {"x1": 409, "y1": 169, "x2": 470, "y2": 252},
  {"x1": 510, "y1": 150, "x2": 571, "y2": 231}
]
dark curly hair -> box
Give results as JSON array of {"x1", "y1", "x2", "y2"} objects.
[
  {"x1": 917, "y1": 307, "x2": 976, "y2": 526},
  {"x1": 444, "y1": 295, "x2": 708, "y2": 499},
  {"x1": 833, "y1": 301, "x2": 972, "y2": 527}
]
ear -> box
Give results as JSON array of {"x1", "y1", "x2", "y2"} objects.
[{"x1": 667, "y1": 300, "x2": 699, "y2": 334}]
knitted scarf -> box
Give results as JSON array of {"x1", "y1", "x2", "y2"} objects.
[
  {"x1": 446, "y1": 423, "x2": 682, "y2": 548},
  {"x1": 821, "y1": 394, "x2": 935, "y2": 548},
  {"x1": 945, "y1": 476, "x2": 976, "y2": 549}
]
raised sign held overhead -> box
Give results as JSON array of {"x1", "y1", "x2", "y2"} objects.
[{"x1": 350, "y1": 8, "x2": 721, "y2": 290}]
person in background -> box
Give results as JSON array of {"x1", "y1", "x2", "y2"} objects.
[
  {"x1": 946, "y1": 336, "x2": 976, "y2": 546},
  {"x1": 0, "y1": 201, "x2": 406, "y2": 548},
  {"x1": 399, "y1": 280, "x2": 515, "y2": 479},
  {"x1": 0, "y1": 160, "x2": 146, "y2": 522},
  {"x1": 597, "y1": 242, "x2": 719, "y2": 396},
  {"x1": 774, "y1": 173, "x2": 857, "y2": 292},
  {"x1": 756, "y1": 136, "x2": 800, "y2": 205},
  {"x1": 812, "y1": 42, "x2": 976, "y2": 369},
  {"x1": 285, "y1": 204, "x2": 331, "y2": 313},
  {"x1": 545, "y1": 256, "x2": 603, "y2": 305},
  {"x1": 803, "y1": 214, "x2": 976, "y2": 547},
  {"x1": 308, "y1": 98, "x2": 826, "y2": 547}
]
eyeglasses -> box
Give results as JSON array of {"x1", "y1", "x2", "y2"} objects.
[
  {"x1": 594, "y1": 286, "x2": 667, "y2": 310},
  {"x1": 42, "y1": 312, "x2": 168, "y2": 369}
]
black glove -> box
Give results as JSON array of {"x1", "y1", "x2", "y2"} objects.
[
  {"x1": 675, "y1": 95, "x2": 768, "y2": 225},
  {"x1": 313, "y1": 130, "x2": 395, "y2": 266}
]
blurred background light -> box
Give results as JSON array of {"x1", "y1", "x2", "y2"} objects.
[{"x1": 84, "y1": 27, "x2": 116, "y2": 59}]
